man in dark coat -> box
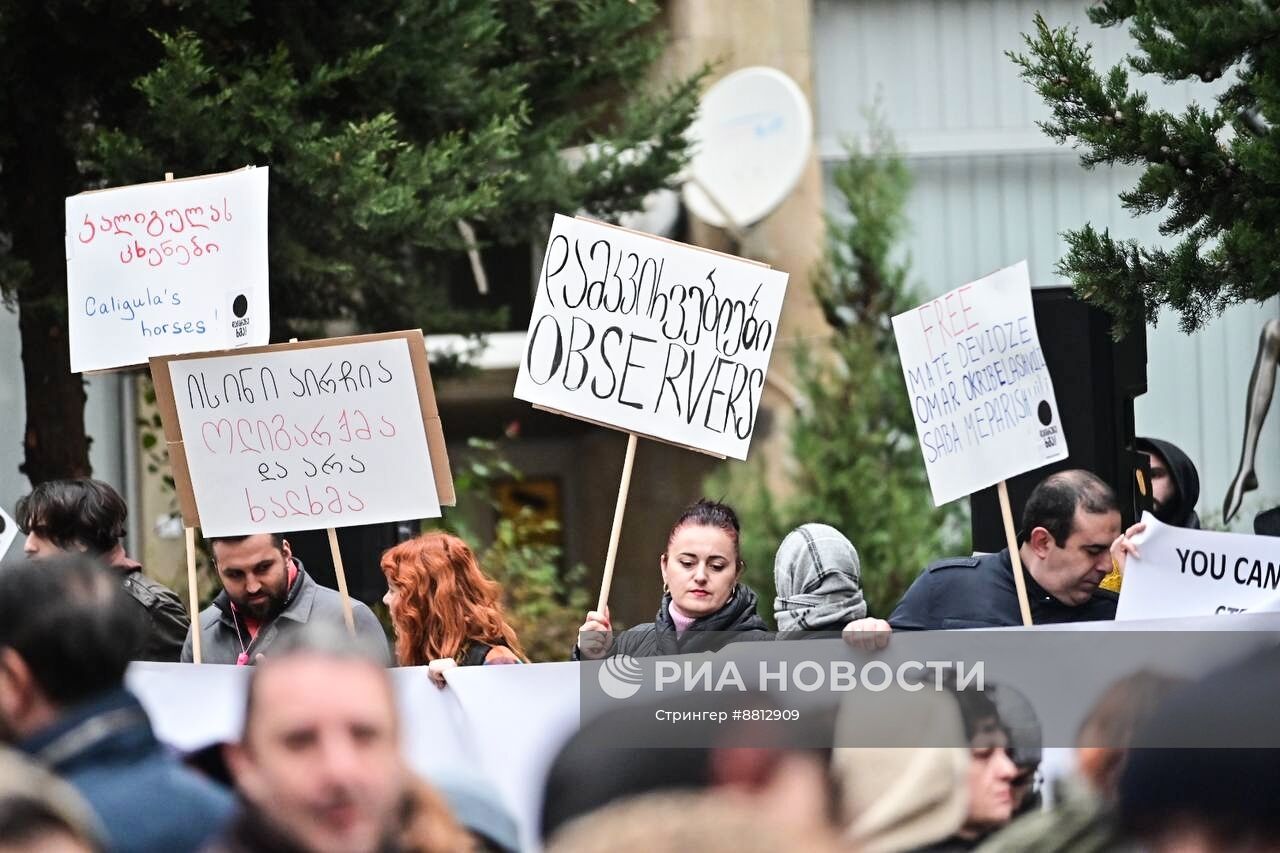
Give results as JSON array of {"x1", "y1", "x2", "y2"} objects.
[
  {"x1": 890, "y1": 470, "x2": 1121, "y2": 629},
  {"x1": 845, "y1": 470, "x2": 1126, "y2": 640},
  {"x1": 0, "y1": 555, "x2": 233, "y2": 851},
  {"x1": 16, "y1": 479, "x2": 189, "y2": 662},
  {"x1": 1135, "y1": 436, "x2": 1201, "y2": 529}
]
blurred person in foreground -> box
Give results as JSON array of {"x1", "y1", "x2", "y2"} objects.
[
  {"x1": 0, "y1": 747, "x2": 103, "y2": 853},
  {"x1": 1118, "y1": 646, "x2": 1280, "y2": 852},
  {"x1": 831, "y1": 688, "x2": 970, "y2": 852},
  {"x1": 547, "y1": 790, "x2": 843, "y2": 853},
  {"x1": 540, "y1": 693, "x2": 834, "y2": 845},
  {"x1": 773, "y1": 523, "x2": 867, "y2": 634},
  {"x1": 16, "y1": 478, "x2": 188, "y2": 661},
  {"x1": 922, "y1": 684, "x2": 1019, "y2": 851},
  {"x1": 0, "y1": 555, "x2": 232, "y2": 851},
  {"x1": 380, "y1": 532, "x2": 525, "y2": 688},
  {"x1": 211, "y1": 624, "x2": 467, "y2": 853},
  {"x1": 977, "y1": 670, "x2": 1183, "y2": 853}
]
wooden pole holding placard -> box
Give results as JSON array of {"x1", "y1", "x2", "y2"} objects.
[
  {"x1": 326, "y1": 528, "x2": 357, "y2": 635},
  {"x1": 596, "y1": 433, "x2": 639, "y2": 614},
  {"x1": 997, "y1": 480, "x2": 1034, "y2": 626},
  {"x1": 185, "y1": 526, "x2": 203, "y2": 663},
  {"x1": 161, "y1": 170, "x2": 209, "y2": 664}
]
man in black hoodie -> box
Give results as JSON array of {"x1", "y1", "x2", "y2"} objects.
[{"x1": 1135, "y1": 437, "x2": 1201, "y2": 529}]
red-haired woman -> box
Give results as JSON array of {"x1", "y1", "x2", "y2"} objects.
[{"x1": 381, "y1": 532, "x2": 525, "y2": 686}]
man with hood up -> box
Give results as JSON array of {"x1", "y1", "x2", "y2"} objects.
[{"x1": 1135, "y1": 437, "x2": 1201, "y2": 529}]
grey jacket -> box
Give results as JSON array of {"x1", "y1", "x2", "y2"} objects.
[{"x1": 181, "y1": 561, "x2": 390, "y2": 665}]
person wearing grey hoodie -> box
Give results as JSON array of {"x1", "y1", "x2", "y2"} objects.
[{"x1": 773, "y1": 523, "x2": 867, "y2": 633}]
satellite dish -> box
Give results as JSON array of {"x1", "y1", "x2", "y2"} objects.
[{"x1": 682, "y1": 66, "x2": 813, "y2": 229}]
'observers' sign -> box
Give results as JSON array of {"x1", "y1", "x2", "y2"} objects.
[
  {"x1": 892, "y1": 261, "x2": 1068, "y2": 506},
  {"x1": 150, "y1": 332, "x2": 453, "y2": 537},
  {"x1": 514, "y1": 215, "x2": 788, "y2": 460},
  {"x1": 66, "y1": 167, "x2": 270, "y2": 373}
]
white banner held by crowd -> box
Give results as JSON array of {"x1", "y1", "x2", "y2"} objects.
[
  {"x1": 891, "y1": 261, "x2": 1068, "y2": 505},
  {"x1": 151, "y1": 332, "x2": 453, "y2": 537},
  {"x1": 66, "y1": 167, "x2": 270, "y2": 373},
  {"x1": 1116, "y1": 513, "x2": 1280, "y2": 620},
  {"x1": 514, "y1": 214, "x2": 789, "y2": 459}
]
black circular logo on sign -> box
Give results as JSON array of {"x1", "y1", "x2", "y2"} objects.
[
  {"x1": 233, "y1": 295, "x2": 248, "y2": 318},
  {"x1": 0, "y1": 514, "x2": 6, "y2": 534},
  {"x1": 1037, "y1": 401, "x2": 1053, "y2": 426}
]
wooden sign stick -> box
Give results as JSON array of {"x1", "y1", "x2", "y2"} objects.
[
  {"x1": 596, "y1": 433, "x2": 639, "y2": 614},
  {"x1": 997, "y1": 480, "x2": 1034, "y2": 626},
  {"x1": 185, "y1": 526, "x2": 203, "y2": 663},
  {"x1": 161, "y1": 171, "x2": 210, "y2": 663},
  {"x1": 327, "y1": 528, "x2": 357, "y2": 635}
]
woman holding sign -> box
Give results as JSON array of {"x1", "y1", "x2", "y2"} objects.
[
  {"x1": 575, "y1": 499, "x2": 769, "y2": 659},
  {"x1": 381, "y1": 532, "x2": 525, "y2": 686}
]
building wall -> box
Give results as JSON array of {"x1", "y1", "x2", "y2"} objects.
[{"x1": 813, "y1": 0, "x2": 1280, "y2": 530}]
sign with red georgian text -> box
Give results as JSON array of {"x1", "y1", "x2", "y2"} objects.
[
  {"x1": 891, "y1": 261, "x2": 1068, "y2": 506},
  {"x1": 150, "y1": 332, "x2": 453, "y2": 537},
  {"x1": 66, "y1": 167, "x2": 269, "y2": 373}
]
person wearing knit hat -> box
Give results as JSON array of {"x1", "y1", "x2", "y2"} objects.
[
  {"x1": 832, "y1": 688, "x2": 970, "y2": 852},
  {"x1": 773, "y1": 523, "x2": 867, "y2": 633}
]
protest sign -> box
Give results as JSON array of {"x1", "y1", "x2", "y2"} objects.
[
  {"x1": 0, "y1": 506, "x2": 19, "y2": 559},
  {"x1": 66, "y1": 167, "x2": 270, "y2": 373},
  {"x1": 892, "y1": 261, "x2": 1067, "y2": 507},
  {"x1": 150, "y1": 331, "x2": 453, "y2": 537},
  {"x1": 1116, "y1": 513, "x2": 1280, "y2": 620},
  {"x1": 514, "y1": 214, "x2": 789, "y2": 460}
]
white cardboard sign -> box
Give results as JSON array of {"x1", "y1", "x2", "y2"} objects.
[
  {"x1": 514, "y1": 214, "x2": 788, "y2": 459},
  {"x1": 0, "y1": 507, "x2": 19, "y2": 559},
  {"x1": 158, "y1": 335, "x2": 442, "y2": 536},
  {"x1": 891, "y1": 261, "x2": 1068, "y2": 505},
  {"x1": 1116, "y1": 513, "x2": 1280, "y2": 620},
  {"x1": 66, "y1": 167, "x2": 270, "y2": 373}
]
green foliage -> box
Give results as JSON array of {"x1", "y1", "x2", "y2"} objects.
[
  {"x1": 1009, "y1": 4, "x2": 1280, "y2": 335},
  {"x1": 0, "y1": 1, "x2": 703, "y2": 481},
  {"x1": 436, "y1": 437, "x2": 589, "y2": 662},
  {"x1": 711, "y1": 120, "x2": 965, "y2": 620},
  {"x1": 87, "y1": 0, "x2": 705, "y2": 342}
]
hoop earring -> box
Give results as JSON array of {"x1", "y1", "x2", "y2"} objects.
[{"x1": 662, "y1": 581, "x2": 669, "y2": 594}]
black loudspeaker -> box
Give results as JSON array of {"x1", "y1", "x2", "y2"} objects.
[
  {"x1": 969, "y1": 287, "x2": 1148, "y2": 553},
  {"x1": 284, "y1": 521, "x2": 417, "y2": 606}
]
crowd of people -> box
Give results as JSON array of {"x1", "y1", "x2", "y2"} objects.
[{"x1": 2, "y1": 435, "x2": 1278, "y2": 852}]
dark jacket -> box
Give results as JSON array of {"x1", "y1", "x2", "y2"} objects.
[
  {"x1": 18, "y1": 688, "x2": 233, "y2": 853},
  {"x1": 889, "y1": 549, "x2": 1118, "y2": 630},
  {"x1": 1135, "y1": 437, "x2": 1201, "y2": 529},
  {"x1": 576, "y1": 583, "x2": 770, "y2": 659},
  {"x1": 120, "y1": 564, "x2": 191, "y2": 662},
  {"x1": 181, "y1": 560, "x2": 391, "y2": 666}
]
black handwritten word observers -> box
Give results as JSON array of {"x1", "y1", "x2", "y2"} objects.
[{"x1": 525, "y1": 234, "x2": 776, "y2": 440}]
